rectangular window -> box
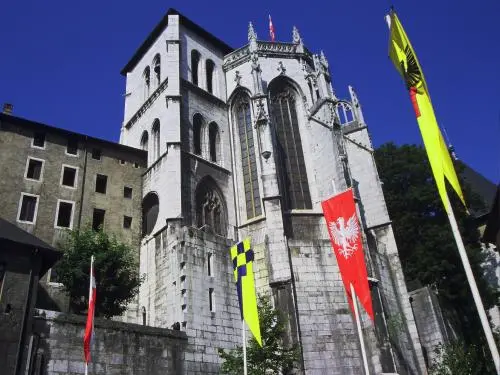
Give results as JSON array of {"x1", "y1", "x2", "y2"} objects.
[
  {"x1": 25, "y1": 158, "x2": 44, "y2": 181},
  {"x1": 209, "y1": 288, "x2": 214, "y2": 312},
  {"x1": 55, "y1": 200, "x2": 74, "y2": 229},
  {"x1": 61, "y1": 165, "x2": 78, "y2": 188},
  {"x1": 95, "y1": 174, "x2": 107, "y2": 194},
  {"x1": 92, "y1": 208, "x2": 105, "y2": 231},
  {"x1": 18, "y1": 193, "x2": 39, "y2": 223},
  {"x1": 124, "y1": 186, "x2": 132, "y2": 199},
  {"x1": 66, "y1": 137, "x2": 78, "y2": 155},
  {"x1": 91, "y1": 148, "x2": 101, "y2": 160},
  {"x1": 123, "y1": 216, "x2": 132, "y2": 229},
  {"x1": 32, "y1": 132, "x2": 45, "y2": 148},
  {"x1": 207, "y1": 253, "x2": 213, "y2": 277}
]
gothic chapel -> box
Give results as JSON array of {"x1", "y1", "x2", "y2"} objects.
[{"x1": 118, "y1": 8, "x2": 427, "y2": 374}]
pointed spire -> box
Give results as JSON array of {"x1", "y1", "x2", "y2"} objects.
[
  {"x1": 292, "y1": 26, "x2": 301, "y2": 44},
  {"x1": 248, "y1": 22, "x2": 257, "y2": 42},
  {"x1": 320, "y1": 50, "x2": 329, "y2": 69}
]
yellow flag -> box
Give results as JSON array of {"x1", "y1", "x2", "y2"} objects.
[
  {"x1": 230, "y1": 238, "x2": 262, "y2": 346},
  {"x1": 388, "y1": 10, "x2": 466, "y2": 212}
]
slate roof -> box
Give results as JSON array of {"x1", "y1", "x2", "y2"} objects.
[
  {"x1": 0, "y1": 217, "x2": 62, "y2": 275},
  {"x1": 459, "y1": 163, "x2": 498, "y2": 218}
]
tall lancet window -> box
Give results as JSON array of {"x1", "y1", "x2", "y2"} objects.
[
  {"x1": 269, "y1": 80, "x2": 312, "y2": 210},
  {"x1": 234, "y1": 94, "x2": 262, "y2": 219},
  {"x1": 206, "y1": 59, "x2": 215, "y2": 94},
  {"x1": 140, "y1": 130, "x2": 149, "y2": 165},
  {"x1": 143, "y1": 66, "x2": 151, "y2": 99},
  {"x1": 191, "y1": 50, "x2": 200, "y2": 86},
  {"x1": 152, "y1": 119, "x2": 160, "y2": 161},
  {"x1": 153, "y1": 54, "x2": 161, "y2": 87}
]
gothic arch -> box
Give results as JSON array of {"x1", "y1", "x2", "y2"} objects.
[
  {"x1": 268, "y1": 77, "x2": 312, "y2": 210},
  {"x1": 194, "y1": 176, "x2": 227, "y2": 236},
  {"x1": 230, "y1": 90, "x2": 262, "y2": 219}
]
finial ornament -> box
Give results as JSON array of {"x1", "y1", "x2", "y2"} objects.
[
  {"x1": 248, "y1": 22, "x2": 257, "y2": 41},
  {"x1": 292, "y1": 26, "x2": 301, "y2": 44},
  {"x1": 320, "y1": 50, "x2": 329, "y2": 69}
]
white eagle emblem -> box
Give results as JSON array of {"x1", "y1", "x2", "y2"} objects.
[{"x1": 329, "y1": 214, "x2": 359, "y2": 259}]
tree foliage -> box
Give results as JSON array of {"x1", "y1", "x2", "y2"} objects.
[
  {"x1": 374, "y1": 143, "x2": 498, "y2": 344},
  {"x1": 218, "y1": 294, "x2": 299, "y2": 374},
  {"x1": 429, "y1": 342, "x2": 483, "y2": 375},
  {"x1": 56, "y1": 228, "x2": 142, "y2": 318}
]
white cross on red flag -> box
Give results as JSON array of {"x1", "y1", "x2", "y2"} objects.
[
  {"x1": 321, "y1": 189, "x2": 374, "y2": 320},
  {"x1": 84, "y1": 255, "x2": 96, "y2": 365},
  {"x1": 269, "y1": 15, "x2": 275, "y2": 42}
]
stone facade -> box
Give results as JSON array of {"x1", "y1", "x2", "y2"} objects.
[
  {"x1": 0, "y1": 113, "x2": 147, "y2": 316},
  {"x1": 118, "y1": 8, "x2": 427, "y2": 375},
  {"x1": 0, "y1": 7, "x2": 431, "y2": 375}
]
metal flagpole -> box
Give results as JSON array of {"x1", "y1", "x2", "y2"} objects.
[
  {"x1": 84, "y1": 363, "x2": 88, "y2": 375},
  {"x1": 242, "y1": 319, "x2": 248, "y2": 375},
  {"x1": 446, "y1": 202, "x2": 500, "y2": 374},
  {"x1": 351, "y1": 283, "x2": 370, "y2": 375}
]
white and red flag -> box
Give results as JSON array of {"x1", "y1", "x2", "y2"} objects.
[
  {"x1": 321, "y1": 189, "x2": 374, "y2": 320},
  {"x1": 84, "y1": 255, "x2": 96, "y2": 367},
  {"x1": 269, "y1": 15, "x2": 275, "y2": 42}
]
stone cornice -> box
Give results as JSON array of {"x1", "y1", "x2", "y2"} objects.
[{"x1": 223, "y1": 41, "x2": 313, "y2": 71}]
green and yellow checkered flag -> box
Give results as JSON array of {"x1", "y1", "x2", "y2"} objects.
[{"x1": 230, "y1": 238, "x2": 262, "y2": 346}]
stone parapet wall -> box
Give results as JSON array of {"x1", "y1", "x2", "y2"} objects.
[{"x1": 30, "y1": 309, "x2": 188, "y2": 375}]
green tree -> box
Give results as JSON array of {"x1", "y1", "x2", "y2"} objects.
[
  {"x1": 218, "y1": 294, "x2": 299, "y2": 374},
  {"x1": 429, "y1": 342, "x2": 482, "y2": 375},
  {"x1": 56, "y1": 228, "x2": 142, "y2": 318},
  {"x1": 374, "y1": 143, "x2": 498, "y2": 344}
]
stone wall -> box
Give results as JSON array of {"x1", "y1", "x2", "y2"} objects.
[{"x1": 30, "y1": 309, "x2": 188, "y2": 375}]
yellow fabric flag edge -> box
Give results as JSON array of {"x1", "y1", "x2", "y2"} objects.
[{"x1": 388, "y1": 10, "x2": 466, "y2": 213}]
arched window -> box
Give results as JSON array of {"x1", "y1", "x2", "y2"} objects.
[
  {"x1": 233, "y1": 94, "x2": 262, "y2": 218},
  {"x1": 208, "y1": 122, "x2": 220, "y2": 163},
  {"x1": 152, "y1": 119, "x2": 160, "y2": 160},
  {"x1": 142, "y1": 192, "x2": 159, "y2": 236},
  {"x1": 193, "y1": 114, "x2": 203, "y2": 155},
  {"x1": 153, "y1": 54, "x2": 161, "y2": 87},
  {"x1": 140, "y1": 131, "x2": 149, "y2": 152},
  {"x1": 195, "y1": 178, "x2": 226, "y2": 236},
  {"x1": 143, "y1": 66, "x2": 151, "y2": 99},
  {"x1": 191, "y1": 50, "x2": 201, "y2": 86},
  {"x1": 206, "y1": 59, "x2": 215, "y2": 94},
  {"x1": 269, "y1": 79, "x2": 312, "y2": 210}
]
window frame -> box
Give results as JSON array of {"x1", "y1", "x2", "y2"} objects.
[
  {"x1": 65, "y1": 137, "x2": 79, "y2": 157},
  {"x1": 60, "y1": 164, "x2": 79, "y2": 189},
  {"x1": 54, "y1": 199, "x2": 75, "y2": 229},
  {"x1": 31, "y1": 132, "x2": 46, "y2": 149},
  {"x1": 91, "y1": 148, "x2": 102, "y2": 160},
  {"x1": 123, "y1": 215, "x2": 132, "y2": 229},
  {"x1": 124, "y1": 186, "x2": 133, "y2": 199},
  {"x1": 92, "y1": 208, "x2": 106, "y2": 231},
  {"x1": 17, "y1": 192, "x2": 40, "y2": 224},
  {"x1": 95, "y1": 174, "x2": 108, "y2": 194},
  {"x1": 24, "y1": 156, "x2": 45, "y2": 182}
]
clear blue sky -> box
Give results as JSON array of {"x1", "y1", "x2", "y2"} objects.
[{"x1": 1, "y1": 0, "x2": 498, "y2": 183}]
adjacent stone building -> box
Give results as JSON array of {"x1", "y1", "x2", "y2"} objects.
[{"x1": 0, "y1": 7, "x2": 431, "y2": 375}]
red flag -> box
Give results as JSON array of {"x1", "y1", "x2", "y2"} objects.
[
  {"x1": 84, "y1": 256, "x2": 96, "y2": 364},
  {"x1": 269, "y1": 15, "x2": 275, "y2": 42},
  {"x1": 321, "y1": 189, "x2": 374, "y2": 320}
]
